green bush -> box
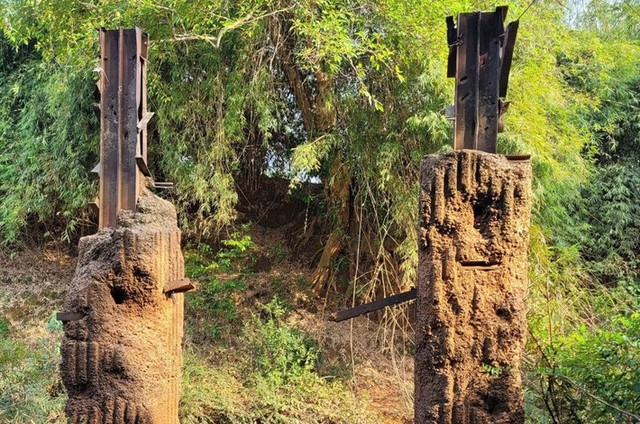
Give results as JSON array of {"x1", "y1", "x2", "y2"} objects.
[
  {"x1": 553, "y1": 313, "x2": 640, "y2": 423},
  {"x1": 244, "y1": 297, "x2": 318, "y2": 386},
  {"x1": 237, "y1": 297, "x2": 377, "y2": 423},
  {"x1": 185, "y1": 229, "x2": 255, "y2": 340}
]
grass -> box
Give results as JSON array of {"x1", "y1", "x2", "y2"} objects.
[
  {"x1": 181, "y1": 304, "x2": 378, "y2": 423},
  {"x1": 0, "y1": 314, "x2": 65, "y2": 423}
]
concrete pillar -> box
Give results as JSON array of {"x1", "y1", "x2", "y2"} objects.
[
  {"x1": 60, "y1": 188, "x2": 185, "y2": 424},
  {"x1": 415, "y1": 150, "x2": 531, "y2": 424}
]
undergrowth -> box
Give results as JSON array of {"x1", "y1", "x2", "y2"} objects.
[
  {"x1": 181, "y1": 297, "x2": 376, "y2": 423},
  {"x1": 0, "y1": 314, "x2": 64, "y2": 423},
  {"x1": 185, "y1": 228, "x2": 255, "y2": 342},
  {"x1": 0, "y1": 229, "x2": 379, "y2": 423},
  {"x1": 181, "y1": 230, "x2": 379, "y2": 423}
]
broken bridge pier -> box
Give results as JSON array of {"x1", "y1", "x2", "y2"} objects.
[
  {"x1": 413, "y1": 7, "x2": 532, "y2": 423},
  {"x1": 61, "y1": 192, "x2": 186, "y2": 423},
  {"x1": 58, "y1": 28, "x2": 190, "y2": 424},
  {"x1": 330, "y1": 8, "x2": 530, "y2": 422}
]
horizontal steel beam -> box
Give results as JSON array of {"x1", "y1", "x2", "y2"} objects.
[{"x1": 330, "y1": 288, "x2": 417, "y2": 322}]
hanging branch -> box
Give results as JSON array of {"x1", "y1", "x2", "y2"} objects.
[{"x1": 162, "y1": 7, "x2": 295, "y2": 49}]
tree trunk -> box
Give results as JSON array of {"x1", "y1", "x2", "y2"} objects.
[
  {"x1": 310, "y1": 152, "x2": 350, "y2": 294},
  {"x1": 270, "y1": 16, "x2": 351, "y2": 294},
  {"x1": 308, "y1": 69, "x2": 352, "y2": 294}
]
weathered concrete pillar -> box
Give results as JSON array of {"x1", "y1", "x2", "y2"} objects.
[
  {"x1": 59, "y1": 188, "x2": 185, "y2": 423},
  {"x1": 415, "y1": 150, "x2": 531, "y2": 424}
]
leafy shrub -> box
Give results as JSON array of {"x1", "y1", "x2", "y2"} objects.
[
  {"x1": 180, "y1": 344, "x2": 378, "y2": 424},
  {"x1": 216, "y1": 230, "x2": 257, "y2": 272},
  {"x1": 244, "y1": 297, "x2": 318, "y2": 386},
  {"x1": 237, "y1": 297, "x2": 377, "y2": 423},
  {"x1": 553, "y1": 313, "x2": 640, "y2": 423},
  {"x1": 185, "y1": 226, "x2": 257, "y2": 277},
  {"x1": 185, "y1": 229, "x2": 255, "y2": 340}
]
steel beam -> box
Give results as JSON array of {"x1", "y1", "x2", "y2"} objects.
[
  {"x1": 98, "y1": 28, "x2": 152, "y2": 229},
  {"x1": 330, "y1": 288, "x2": 417, "y2": 322},
  {"x1": 447, "y1": 7, "x2": 518, "y2": 153}
]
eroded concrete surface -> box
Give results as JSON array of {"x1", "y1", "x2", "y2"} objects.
[
  {"x1": 415, "y1": 150, "x2": 532, "y2": 424},
  {"x1": 60, "y1": 189, "x2": 185, "y2": 424}
]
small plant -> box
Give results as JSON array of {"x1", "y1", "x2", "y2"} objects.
[
  {"x1": 269, "y1": 275, "x2": 296, "y2": 300},
  {"x1": 185, "y1": 228, "x2": 256, "y2": 340},
  {"x1": 0, "y1": 317, "x2": 9, "y2": 338},
  {"x1": 184, "y1": 243, "x2": 217, "y2": 279},
  {"x1": 216, "y1": 225, "x2": 257, "y2": 272},
  {"x1": 482, "y1": 363, "x2": 511, "y2": 377},
  {"x1": 295, "y1": 276, "x2": 308, "y2": 289},
  {"x1": 244, "y1": 297, "x2": 318, "y2": 386},
  {"x1": 46, "y1": 311, "x2": 63, "y2": 333}
]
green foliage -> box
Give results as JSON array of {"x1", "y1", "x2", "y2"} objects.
[
  {"x1": 189, "y1": 276, "x2": 246, "y2": 341},
  {"x1": 46, "y1": 311, "x2": 63, "y2": 333},
  {"x1": 180, "y1": 349, "x2": 252, "y2": 423},
  {"x1": 180, "y1": 267, "x2": 377, "y2": 423},
  {"x1": 244, "y1": 297, "x2": 317, "y2": 385},
  {"x1": 0, "y1": 35, "x2": 97, "y2": 244},
  {"x1": 185, "y1": 227, "x2": 256, "y2": 276},
  {"x1": 481, "y1": 363, "x2": 512, "y2": 378},
  {"x1": 521, "y1": 3, "x2": 640, "y2": 422},
  {"x1": 180, "y1": 344, "x2": 378, "y2": 424},
  {"x1": 236, "y1": 296, "x2": 377, "y2": 423},
  {"x1": 553, "y1": 313, "x2": 640, "y2": 423},
  {"x1": 217, "y1": 230, "x2": 257, "y2": 272},
  {"x1": 185, "y1": 230, "x2": 255, "y2": 341},
  {"x1": 0, "y1": 0, "x2": 458, "y2": 243},
  {"x1": 268, "y1": 243, "x2": 290, "y2": 263},
  {"x1": 0, "y1": 320, "x2": 64, "y2": 422},
  {"x1": 580, "y1": 161, "x2": 640, "y2": 283}
]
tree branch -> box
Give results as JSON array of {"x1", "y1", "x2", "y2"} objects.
[
  {"x1": 159, "y1": 7, "x2": 294, "y2": 49},
  {"x1": 555, "y1": 375, "x2": 640, "y2": 422},
  {"x1": 268, "y1": 15, "x2": 315, "y2": 134}
]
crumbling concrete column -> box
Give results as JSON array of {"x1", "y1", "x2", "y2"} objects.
[
  {"x1": 59, "y1": 188, "x2": 185, "y2": 423},
  {"x1": 415, "y1": 150, "x2": 531, "y2": 424}
]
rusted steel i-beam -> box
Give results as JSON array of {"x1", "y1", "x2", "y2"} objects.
[
  {"x1": 98, "y1": 28, "x2": 153, "y2": 229},
  {"x1": 446, "y1": 6, "x2": 519, "y2": 153}
]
